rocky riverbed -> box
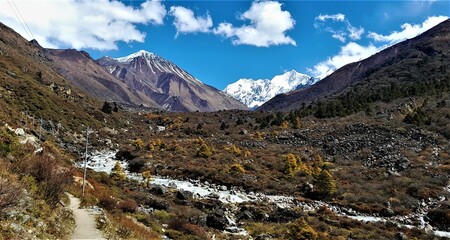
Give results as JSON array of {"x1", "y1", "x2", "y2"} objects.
[{"x1": 79, "y1": 150, "x2": 450, "y2": 238}]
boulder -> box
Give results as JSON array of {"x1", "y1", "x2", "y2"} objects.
[
  {"x1": 176, "y1": 190, "x2": 193, "y2": 200},
  {"x1": 150, "y1": 185, "x2": 167, "y2": 195},
  {"x1": 206, "y1": 212, "x2": 229, "y2": 230},
  {"x1": 115, "y1": 149, "x2": 136, "y2": 161}
]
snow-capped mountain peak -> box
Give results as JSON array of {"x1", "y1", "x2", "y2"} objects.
[
  {"x1": 224, "y1": 70, "x2": 318, "y2": 109},
  {"x1": 114, "y1": 50, "x2": 158, "y2": 63}
]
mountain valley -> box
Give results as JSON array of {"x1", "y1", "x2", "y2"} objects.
[{"x1": 0, "y1": 18, "x2": 450, "y2": 240}]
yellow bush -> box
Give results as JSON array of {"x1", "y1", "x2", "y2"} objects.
[
  {"x1": 283, "y1": 153, "x2": 311, "y2": 177},
  {"x1": 142, "y1": 171, "x2": 152, "y2": 188},
  {"x1": 288, "y1": 219, "x2": 318, "y2": 240},
  {"x1": 254, "y1": 131, "x2": 264, "y2": 140},
  {"x1": 280, "y1": 120, "x2": 289, "y2": 129},
  {"x1": 168, "y1": 117, "x2": 183, "y2": 130},
  {"x1": 149, "y1": 139, "x2": 165, "y2": 151},
  {"x1": 229, "y1": 163, "x2": 246, "y2": 174},
  {"x1": 132, "y1": 138, "x2": 144, "y2": 150},
  {"x1": 225, "y1": 144, "x2": 242, "y2": 156},
  {"x1": 196, "y1": 143, "x2": 213, "y2": 158},
  {"x1": 244, "y1": 149, "x2": 251, "y2": 158}
]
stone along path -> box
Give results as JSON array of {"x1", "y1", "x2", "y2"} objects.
[{"x1": 67, "y1": 193, "x2": 105, "y2": 240}]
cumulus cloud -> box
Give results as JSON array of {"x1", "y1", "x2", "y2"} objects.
[
  {"x1": 308, "y1": 42, "x2": 380, "y2": 79},
  {"x1": 169, "y1": 6, "x2": 213, "y2": 36},
  {"x1": 315, "y1": 13, "x2": 364, "y2": 42},
  {"x1": 368, "y1": 15, "x2": 448, "y2": 44},
  {"x1": 213, "y1": 1, "x2": 296, "y2": 47},
  {"x1": 0, "y1": 0, "x2": 167, "y2": 50}
]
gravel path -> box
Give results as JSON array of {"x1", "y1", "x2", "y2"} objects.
[{"x1": 67, "y1": 194, "x2": 105, "y2": 240}]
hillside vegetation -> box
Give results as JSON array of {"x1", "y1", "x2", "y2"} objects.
[{"x1": 1, "y1": 20, "x2": 450, "y2": 239}]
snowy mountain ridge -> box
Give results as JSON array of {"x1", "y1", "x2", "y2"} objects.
[
  {"x1": 224, "y1": 70, "x2": 318, "y2": 109},
  {"x1": 114, "y1": 50, "x2": 160, "y2": 63}
]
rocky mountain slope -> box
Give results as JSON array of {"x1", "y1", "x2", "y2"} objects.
[
  {"x1": 97, "y1": 50, "x2": 247, "y2": 112},
  {"x1": 259, "y1": 19, "x2": 450, "y2": 112},
  {"x1": 0, "y1": 22, "x2": 108, "y2": 130},
  {"x1": 44, "y1": 48, "x2": 160, "y2": 109},
  {"x1": 224, "y1": 70, "x2": 317, "y2": 109}
]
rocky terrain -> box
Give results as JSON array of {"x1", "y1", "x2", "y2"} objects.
[{"x1": 1, "y1": 18, "x2": 450, "y2": 240}]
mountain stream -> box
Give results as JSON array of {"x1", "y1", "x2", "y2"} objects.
[{"x1": 80, "y1": 150, "x2": 450, "y2": 238}]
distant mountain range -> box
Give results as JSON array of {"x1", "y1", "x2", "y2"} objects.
[
  {"x1": 1, "y1": 22, "x2": 246, "y2": 112},
  {"x1": 96, "y1": 50, "x2": 247, "y2": 112},
  {"x1": 259, "y1": 19, "x2": 450, "y2": 112},
  {"x1": 224, "y1": 70, "x2": 317, "y2": 109}
]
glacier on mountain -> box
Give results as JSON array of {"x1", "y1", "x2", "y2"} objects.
[{"x1": 224, "y1": 70, "x2": 318, "y2": 109}]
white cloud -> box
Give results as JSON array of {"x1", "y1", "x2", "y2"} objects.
[
  {"x1": 316, "y1": 14, "x2": 345, "y2": 22},
  {"x1": 332, "y1": 33, "x2": 346, "y2": 43},
  {"x1": 213, "y1": 1, "x2": 296, "y2": 47},
  {"x1": 0, "y1": 0, "x2": 167, "y2": 50},
  {"x1": 309, "y1": 15, "x2": 449, "y2": 80},
  {"x1": 368, "y1": 15, "x2": 449, "y2": 44},
  {"x1": 315, "y1": 13, "x2": 364, "y2": 42},
  {"x1": 348, "y1": 25, "x2": 365, "y2": 40},
  {"x1": 308, "y1": 42, "x2": 380, "y2": 79},
  {"x1": 169, "y1": 6, "x2": 213, "y2": 36}
]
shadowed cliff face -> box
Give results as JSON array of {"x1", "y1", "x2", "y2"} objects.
[
  {"x1": 97, "y1": 51, "x2": 248, "y2": 112},
  {"x1": 259, "y1": 19, "x2": 450, "y2": 112}
]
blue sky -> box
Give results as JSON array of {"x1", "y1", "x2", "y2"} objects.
[{"x1": 0, "y1": 1, "x2": 449, "y2": 89}]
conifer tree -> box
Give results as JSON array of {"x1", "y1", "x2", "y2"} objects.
[
  {"x1": 110, "y1": 162, "x2": 126, "y2": 181},
  {"x1": 316, "y1": 170, "x2": 337, "y2": 196}
]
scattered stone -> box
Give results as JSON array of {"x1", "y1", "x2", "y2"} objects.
[
  {"x1": 207, "y1": 193, "x2": 220, "y2": 199},
  {"x1": 380, "y1": 207, "x2": 395, "y2": 217},
  {"x1": 256, "y1": 234, "x2": 273, "y2": 240},
  {"x1": 206, "y1": 212, "x2": 229, "y2": 230},
  {"x1": 150, "y1": 185, "x2": 167, "y2": 195},
  {"x1": 395, "y1": 232, "x2": 407, "y2": 240},
  {"x1": 7, "y1": 71, "x2": 16, "y2": 78},
  {"x1": 176, "y1": 190, "x2": 193, "y2": 200},
  {"x1": 100, "y1": 127, "x2": 118, "y2": 135},
  {"x1": 14, "y1": 128, "x2": 25, "y2": 136}
]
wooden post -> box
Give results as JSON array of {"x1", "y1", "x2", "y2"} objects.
[{"x1": 82, "y1": 126, "x2": 90, "y2": 198}]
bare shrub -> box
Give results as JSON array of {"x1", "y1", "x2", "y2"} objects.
[
  {"x1": 118, "y1": 198, "x2": 138, "y2": 213},
  {"x1": 10, "y1": 153, "x2": 73, "y2": 206},
  {"x1": 99, "y1": 195, "x2": 117, "y2": 211},
  {"x1": 0, "y1": 177, "x2": 22, "y2": 218}
]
